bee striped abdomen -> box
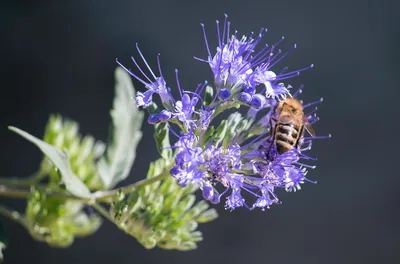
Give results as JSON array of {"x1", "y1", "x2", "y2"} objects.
[{"x1": 275, "y1": 123, "x2": 300, "y2": 154}]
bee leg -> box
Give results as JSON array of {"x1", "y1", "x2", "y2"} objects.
[
  {"x1": 294, "y1": 125, "x2": 304, "y2": 154},
  {"x1": 266, "y1": 118, "x2": 277, "y2": 160},
  {"x1": 265, "y1": 118, "x2": 277, "y2": 144}
]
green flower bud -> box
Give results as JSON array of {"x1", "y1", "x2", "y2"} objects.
[
  {"x1": 110, "y1": 159, "x2": 218, "y2": 251},
  {"x1": 25, "y1": 189, "x2": 101, "y2": 248},
  {"x1": 39, "y1": 114, "x2": 105, "y2": 191}
]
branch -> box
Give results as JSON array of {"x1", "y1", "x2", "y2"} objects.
[
  {"x1": 0, "y1": 205, "x2": 28, "y2": 228},
  {"x1": 0, "y1": 185, "x2": 89, "y2": 201},
  {"x1": 92, "y1": 168, "x2": 170, "y2": 202}
]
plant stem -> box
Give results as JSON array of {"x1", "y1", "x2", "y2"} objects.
[
  {"x1": 0, "y1": 167, "x2": 171, "y2": 203},
  {"x1": 92, "y1": 168, "x2": 170, "y2": 202},
  {"x1": 0, "y1": 171, "x2": 47, "y2": 187},
  {"x1": 91, "y1": 203, "x2": 115, "y2": 224},
  {"x1": 0, "y1": 205, "x2": 28, "y2": 228},
  {"x1": 0, "y1": 185, "x2": 87, "y2": 201}
]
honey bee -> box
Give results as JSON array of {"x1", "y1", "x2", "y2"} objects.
[{"x1": 267, "y1": 97, "x2": 316, "y2": 155}]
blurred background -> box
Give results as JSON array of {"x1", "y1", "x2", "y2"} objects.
[{"x1": 0, "y1": 0, "x2": 399, "y2": 263}]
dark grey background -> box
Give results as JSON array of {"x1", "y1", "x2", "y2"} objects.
[{"x1": 1, "y1": 0, "x2": 399, "y2": 263}]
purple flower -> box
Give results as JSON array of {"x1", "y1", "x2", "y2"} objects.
[
  {"x1": 252, "y1": 184, "x2": 276, "y2": 211},
  {"x1": 118, "y1": 15, "x2": 329, "y2": 212},
  {"x1": 173, "y1": 93, "x2": 199, "y2": 130},
  {"x1": 197, "y1": 15, "x2": 314, "y2": 103},
  {"x1": 116, "y1": 45, "x2": 172, "y2": 108},
  {"x1": 225, "y1": 177, "x2": 245, "y2": 210}
]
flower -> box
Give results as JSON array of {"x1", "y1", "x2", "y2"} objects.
[
  {"x1": 119, "y1": 15, "x2": 330, "y2": 211},
  {"x1": 196, "y1": 14, "x2": 314, "y2": 101},
  {"x1": 116, "y1": 44, "x2": 172, "y2": 108}
]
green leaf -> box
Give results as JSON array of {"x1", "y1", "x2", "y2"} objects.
[
  {"x1": 97, "y1": 67, "x2": 144, "y2": 189},
  {"x1": 154, "y1": 122, "x2": 172, "y2": 160},
  {"x1": 204, "y1": 85, "x2": 214, "y2": 106},
  {"x1": 196, "y1": 208, "x2": 218, "y2": 223},
  {"x1": 8, "y1": 126, "x2": 91, "y2": 198}
]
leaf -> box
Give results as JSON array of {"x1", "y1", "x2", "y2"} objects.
[
  {"x1": 154, "y1": 122, "x2": 172, "y2": 160},
  {"x1": 97, "y1": 67, "x2": 144, "y2": 189},
  {"x1": 8, "y1": 126, "x2": 91, "y2": 198},
  {"x1": 203, "y1": 85, "x2": 214, "y2": 106}
]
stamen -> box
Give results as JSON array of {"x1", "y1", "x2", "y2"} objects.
[
  {"x1": 182, "y1": 90, "x2": 204, "y2": 105},
  {"x1": 304, "y1": 178, "x2": 317, "y2": 184},
  {"x1": 136, "y1": 43, "x2": 157, "y2": 79},
  {"x1": 295, "y1": 162, "x2": 316, "y2": 169},
  {"x1": 245, "y1": 43, "x2": 269, "y2": 66},
  {"x1": 221, "y1": 14, "x2": 228, "y2": 45},
  {"x1": 241, "y1": 131, "x2": 269, "y2": 150},
  {"x1": 300, "y1": 141, "x2": 312, "y2": 151},
  {"x1": 131, "y1": 56, "x2": 152, "y2": 83},
  {"x1": 274, "y1": 64, "x2": 314, "y2": 81},
  {"x1": 200, "y1": 23, "x2": 212, "y2": 59},
  {"x1": 303, "y1": 134, "x2": 331, "y2": 140},
  {"x1": 116, "y1": 59, "x2": 148, "y2": 86},
  {"x1": 226, "y1": 21, "x2": 231, "y2": 43},
  {"x1": 303, "y1": 97, "x2": 323, "y2": 108},
  {"x1": 157, "y1": 53, "x2": 163, "y2": 78},
  {"x1": 310, "y1": 117, "x2": 319, "y2": 125},
  {"x1": 168, "y1": 127, "x2": 180, "y2": 138},
  {"x1": 292, "y1": 84, "x2": 304, "y2": 98},
  {"x1": 299, "y1": 154, "x2": 318, "y2": 161},
  {"x1": 193, "y1": 56, "x2": 209, "y2": 62},
  {"x1": 267, "y1": 44, "x2": 297, "y2": 70},
  {"x1": 306, "y1": 107, "x2": 318, "y2": 117},
  {"x1": 216, "y1": 20, "x2": 222, "y2": 50},
  {"x1": 195, "y1": 80, "x2": 208, "y2": 95},
  {"x1": 175, "y1": 69, "x2": 183, "y2": 98}
]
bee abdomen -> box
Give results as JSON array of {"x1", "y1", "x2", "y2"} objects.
[{"x1": 275, "y1": 124, "x2": 299, "y2": 154}]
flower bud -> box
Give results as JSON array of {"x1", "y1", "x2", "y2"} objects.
[
  {"x1": 158, "y1": 110, "x2": 172, "y2": 121},
  {"x1": 147, "y1": 114, "x2": 159, "y2": 124}
]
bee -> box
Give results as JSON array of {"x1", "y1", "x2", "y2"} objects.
[{"x1": 267, "y1": 97, "x2": 316, "y2": 155}]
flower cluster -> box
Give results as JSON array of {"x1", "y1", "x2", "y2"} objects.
[{"x1": 118, "y1": 15, "x2": 329, "y2": 211}]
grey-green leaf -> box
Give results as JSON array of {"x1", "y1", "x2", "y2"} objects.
[
  {"x1": 8, "y1": 126, "x2": 91, "y2": 198},
  {"x1": 97, "y1": 67, "x2": 144, "y2": 189},
  {"x1": 204, "y1": 85, "x2": 214, "y2": 106},
  {"x1": 154, "y1": 122, "x2": 172, "y2": 160}
]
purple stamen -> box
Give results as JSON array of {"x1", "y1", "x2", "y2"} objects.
[
  {"x1": 295, "y1": 162, "x2": 316, "y2": 169},
  {"x1": 131, "y1": 56, "x2": 152, "y2": 83},
  {"x1": 306, "y1": 107, "x2": 318, "y2": 117},
  {"x1": 303, "y1": 134, "x2": 332, "y2": 140},
  {"x1": 216, "y1": 20, "x2": 222, "y2": 50},
  {"x1": 221, "y1": 14, "x2": 228, "y2": 45},
  {"x1": 240, "y1": 131, "x2": 268, "y2": 150},
  {"x1": 292, "y1": 84, "x2": 304, "y2": 98},
  {"x1": 267, "y1": 44, "x2": 297, "y2": 70},
  {"x1": 136, "y1": 43, "x2": 157, "y2": 79},
  {"x1": 303, "y1": 97, "x2": 323, "y2": 108},
  {"x1": 157, "y1": 53, "x2": 163, "y2": 78},
  {"x1": 175, "y1": 69, "x2": 183, "y2": 98},
  {"x1": 116, "y1": 59, "x2": 148, "y2": 86},
  {"x1": 200, "y1": 23, "x2": 212, "y2": 59}
]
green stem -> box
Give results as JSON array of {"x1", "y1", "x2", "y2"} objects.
[
  {"x1": 0, "y1": 205, "x2": 28, "y2": 228},
  {"x1": 0, "y1": 185, "x2": 87, "y2": 201},
  {"x1": 0, "y1": 171, "x2": 47, "y2": 187},
  {"x1": 91, "y1": 203, "x2": 115, "y2": 224},
  {"x1": 92, "y1": 168, "x2": 170, "y2": 202},
  {"x1": 0, "y1": 168, "x2": 170, "y2": 203}
]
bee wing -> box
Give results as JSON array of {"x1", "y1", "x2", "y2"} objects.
[{"x1": 304, "y1": 121, "x2": 316, "y2": 137}]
